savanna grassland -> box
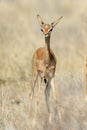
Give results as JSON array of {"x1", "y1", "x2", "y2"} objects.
[{"x1": 0, "y1": 0, "x2": 87, "y2": 130}]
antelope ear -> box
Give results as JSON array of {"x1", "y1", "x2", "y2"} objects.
[
  {"x1": 37, "y1": 14, "x2": 44, "y2": 26},
  {"x1": 51, "y1": 16, "x2": 63, "y2": 27}
]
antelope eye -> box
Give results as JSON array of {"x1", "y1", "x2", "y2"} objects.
[
  {"x1": 49, "y1": 28, "x2": 53, "y2": 32},
  {"x1": 41, "y1": 28, "x2": 43, "y2": 32}
]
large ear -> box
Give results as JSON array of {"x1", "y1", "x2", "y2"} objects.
[
  {"x1": 51, "y1": 16, "x2": 63, "y2": 27},
  {"x1": 37, "y1": 14, "x2": 44, "y2": 26}
]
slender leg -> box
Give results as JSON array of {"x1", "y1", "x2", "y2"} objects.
[
  {"x1": 32, "y1": 76, "x2": 42, "y2": 126},
  {"x1": 29, "y1": 71, "x2": 38, "y2": 119},
  {"x1": 45, "y1": 81, "x2": 52, "y2": 123},
  {"x1": 50, "y1": 77, "x2": 57, "y2": 101},
  {"x1": 45, "y1": 82, "x2": 51, "y2": 113},
  {"x1": 30, "y1": 71, "x2": 38, "y2": 99},
  {"x1": 36, "y1": 76, "x2": 42, "y2": 104}
]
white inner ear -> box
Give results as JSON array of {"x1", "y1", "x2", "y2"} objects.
[
  {"x1": 37, "y1": 15, "x2": 44, "y2": 26},
  {"x1": 51, "y1": 16, "x2": 63, "y2": 27}
]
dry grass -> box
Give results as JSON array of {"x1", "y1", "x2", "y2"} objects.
[{"x1": 0, "y1": 0, "x2": 87, "y2": 130}]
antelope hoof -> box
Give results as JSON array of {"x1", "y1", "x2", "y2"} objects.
[
  {"x1": 49, "y1": 113, "x2": 52, "y2": 124},
  {"x1": 32, "y1": 118, "x2": 36, "y2": 127},
  {"x1": 30, "y1": 93, "x2": 33, "y2": 100}
]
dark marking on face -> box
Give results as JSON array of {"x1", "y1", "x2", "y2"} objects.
[{"x1": 44, "y1": 78, "x2": 47, "y2": 84}]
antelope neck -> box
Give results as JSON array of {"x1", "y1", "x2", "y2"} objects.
[{"x1": 44, "y1": 35, "x2": 51, "y2": 62}]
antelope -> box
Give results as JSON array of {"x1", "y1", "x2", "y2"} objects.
[{"x1": 30, "y1": 14, "x2": 63, "y2": 124}]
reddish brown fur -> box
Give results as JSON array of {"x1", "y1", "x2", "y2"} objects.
[
  {"x1": 43, "y1": 24, "x2": 51, "y2": 33},
  {"x1": 35, "y1": 47, "x2": 57, "y2": 62},
  {"x1": 36, "y1": 48, "x2": 45, "y2": 60}
]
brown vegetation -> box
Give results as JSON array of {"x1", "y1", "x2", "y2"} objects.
[{"x1": 85, "y1": 59, "x2": 87, "y2": 96}]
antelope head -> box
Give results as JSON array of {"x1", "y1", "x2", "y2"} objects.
[{"x1": 37, "y1": 14, "x2": 63, "y2": 37}]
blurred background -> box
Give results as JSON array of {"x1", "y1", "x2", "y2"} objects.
[
  {"x1": 0, "y1": 0, "x2": 87, "y2": 130},
  {"x1": 0, "y1": 0, "x2": 87, "y2": 78}
]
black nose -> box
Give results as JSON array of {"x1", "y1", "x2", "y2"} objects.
[{"x1": 44, "y1": 78, "x2": 47, "y2": 84}]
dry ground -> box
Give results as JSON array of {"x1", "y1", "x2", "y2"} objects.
[{"x1": 0, "y1": 0, "x2": 87, "y2": 130}]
